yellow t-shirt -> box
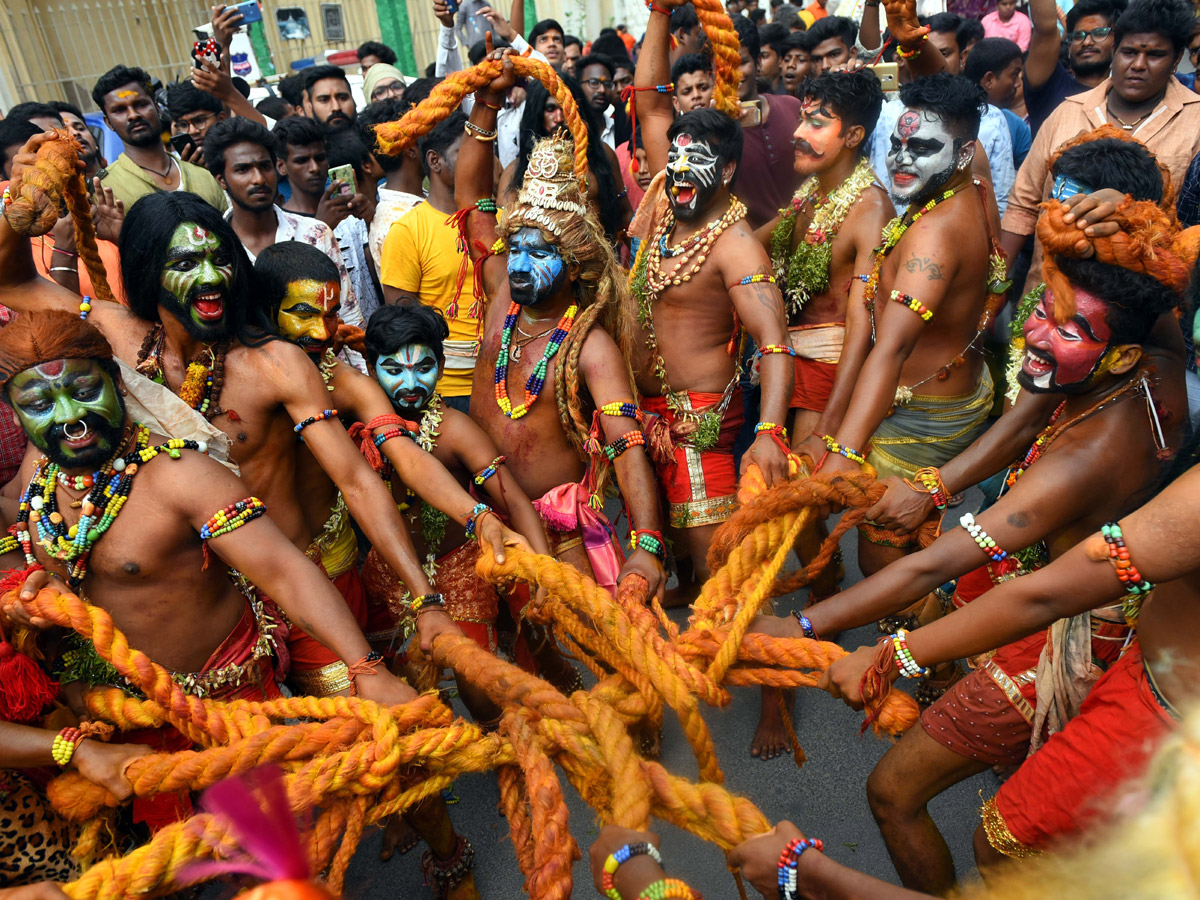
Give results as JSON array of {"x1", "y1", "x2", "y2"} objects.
[{"x1": 379, "y1": 201, "x2": 481, "y2": 397}]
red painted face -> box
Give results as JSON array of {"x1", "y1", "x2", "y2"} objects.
[
  {"x1": 793, "y1": 100, "x2": 847, "y2": 177},
  {"x1": 1019, "y1": 286, "x2": 1114, "y2": 393}
]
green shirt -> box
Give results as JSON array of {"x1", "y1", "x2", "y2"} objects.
[{"x1": 99, "y1": 153, "x2": 228, "y2": 213}]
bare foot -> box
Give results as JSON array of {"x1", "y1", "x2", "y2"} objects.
[
  {"x1": 380, "y1": 814, "x2": 420, "y2": 860},
  {"x1": 750, "y1": 686, "x2": 793, "y2": 759},
  {"x1": 446, "y1": 873, "x2": 480, "y2": 900}
]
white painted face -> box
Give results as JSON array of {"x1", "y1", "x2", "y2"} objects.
[
  {"x1": 665, "y1": 133, "x2": 723, "y2": 222},
  {"x1": 886, "y1": 108, "x2": 964, "y2": 204}
]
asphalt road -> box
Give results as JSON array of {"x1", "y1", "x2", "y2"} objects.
[{"x1": 342, "y1": 512, "x2": 996, "y2": 899}]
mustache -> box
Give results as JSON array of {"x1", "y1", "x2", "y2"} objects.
[
  {"x1": 794, "y1": 139, "x2": 822, "y2": 157},
  {"x1": 48, "y1": 412, "x2": 110, "y2": 443}
]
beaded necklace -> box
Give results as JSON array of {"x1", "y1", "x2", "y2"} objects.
[
  {"x1": 13, "y1": 424, "x2": 206, "y2": 591},
  {"x1": 135, "y1": 325, "x2": 230, "y2": 421},
  {"x1": 770, "y1": 158, "x2": 878, "y2": 317},
  {"x1": 863, "y1": 179, "x2": 977, "y2": 342},
  {"x1": 318, "y1": 347, "x2": 339, "y2": 392},
  {"x1": 494, "y1": 301, "x2": 578, "y2": 419},
  {"x1": 643, "y1": 199, "x2": 747, "y2": 295}
]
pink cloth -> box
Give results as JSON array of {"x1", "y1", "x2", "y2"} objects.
[
  {"x1": 981, "y1": 9, "x2": 1032, "y2": 51},
  {"x1": 534, "y1": 481, "x2": 624, "y2": 596},
  {"x1": 616, "y1": 142, "x2": 648, "y2": 212}
]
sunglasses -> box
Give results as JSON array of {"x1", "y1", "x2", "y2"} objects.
[{"x1": 1067, "y1": 26, "x2": 1113, "y2": 43}]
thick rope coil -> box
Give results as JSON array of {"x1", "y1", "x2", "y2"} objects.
[
  {"x1": 371, "y1": 56, "x2": 588, "y2": 182},
  {"x1": 692, "y1": 0, "x2": 743, "y2": 117},
  {"x1": 4, "y1": 129, "x2": 116, "y2": 304}
]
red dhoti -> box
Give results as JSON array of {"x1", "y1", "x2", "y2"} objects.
[
  {"x1": 643, "y1": 390, "x2": 743, "y2": 530},
  {"x1": 787, "y1": 323, "x2": 843, "y2": 413},
  {"x1": 981, "y1": 643, "x2": 1176, "y2": 857}
]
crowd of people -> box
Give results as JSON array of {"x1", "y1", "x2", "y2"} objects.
[{"x1": 1, "y1": 0, "x2": 1199, "y2": 895}]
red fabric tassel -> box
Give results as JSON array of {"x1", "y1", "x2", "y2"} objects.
[{"x1": 0, "y1": 637, "x2": 58, "y2": 724}]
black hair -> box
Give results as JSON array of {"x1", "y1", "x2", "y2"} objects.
[
  {"x1": 798, "y1": 69, "x2": 884, "y2": 142},
  {"x1": 1114, "y1": 0, "x2": 1194, "y2": 54},
  {"x1": 672, "y1": 53, "x2": 714, "y2": 82},
  {"x1": 514, "y1": 75, "x2": 624, "y2": 239},
  {"x1": 564, "y1": 34, "x2": 583, "y2": 49},
  {"x1": 749, "y1": 9, "x2": 767, "y2": 25},
  {"x1": 358, "y1": 98, "x2": 408, "y2": 172},
  {"x1": 962, "y1": 37, "x2": 1025, "y2": 83},
  {"x1": 926, "y1": 11, "x2": 964, "y2": 41},
  {"x1": 417, "y1": 110, "x2": 467, "y2": 176},
  {"x1": 365, "y1": 302, "x2": 450, "y2": 367},
  {"x1": 0, "y1": 120, "x2": 41, "y2": 175},
  {"x1": 231, "y1": 77, "x2": 251, "y2": 99},
  {"x1": 782, "y1": 31, "x2": 813, "y2": 53},
  {"x1": 734, "y1": 14, "x2": 762, "y2": 58},
  {"x1": 279, "y1": 73, "x2": 306, "y2": 108},
  {"x1": 1054, "y1": 254, "x2": 1179, "y2": 345},
  {"x1": 806, "y1": 16, "x2": 858, "y2": 51},
  {"x1": 165, "y1": 81, "x2": 224, "y2": 120},
  {"x1": 325, "y1": 127, "x2": 370, "y2": 176},
  {"x1": 956, "y1": 16, "x2": 986, "y2": 50},
  {"x1": 529, "y1": 18, "x2": 565, "y2": 44},
  {"x1": 897, "y1": 72, "x2": 986, "y2": 140},
  {"x1": 591, "y1": 33, "x2": 632, "y2": 67},
  {"x1": 357, "y1": 41, "x2": 398, "y2": 65},
  {"x1": 1051, "y1": 137, "x2": 1163, "y2": 201},
  {"x1": 254, "y1": 241, "x2": 341, "y2": 318},
  {"x1": 774, "y1": 5, "x2": 802, "y2": 29},
  {"x1": 469, "y1": 36, "x2": 511, "y2": 64},
  {"x1": 401, "y1": 77, "x2": 441, "y2": 110},
  {"x1": 670, "y1": 3, "x2": 700, "y2": 34},
  {"x1": 91, "y1": 65, "x2": 153, "y2": 112},
  {"x1": 302, "y1": 64, "x2": 352, "y2": 97},
  {"x1": 667, "y1": 108, "x2": 744, "y2": 185},
  {"x1": 5, "y1": 102, "x2": 63, "y2": 126},
  {"x1": 1066, "y1": 0, "x2": 1126, "y2": 33},
  {"x1": 119, "y1": 191, "x2": 270, "y2": 345},
  {"x1": 256, "y1": 95, "x2": 292, "y2": 121},
  {"x1": 577, "y1": 54, "x2": 616, "y2": 78},
  {"x1": 272, "y1": 115, "x2": 326, "y2": 158},
  {"x1": 47, "y1": 101, "x2": 85, "y2": 122},
  {"x1": 203, "y1": 116, "x2": 276, "y2": 177},
  {"x1": 759, "y1": 22, "x2": 791, "y2": 55}
]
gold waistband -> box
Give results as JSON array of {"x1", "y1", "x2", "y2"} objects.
[{"x1": 306, "y1": 494, "x2": 359, "y2": 578}]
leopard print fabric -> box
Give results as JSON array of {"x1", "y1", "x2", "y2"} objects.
[{"x1": 0, "y1": 773, "x2": 76, "y2": 886}]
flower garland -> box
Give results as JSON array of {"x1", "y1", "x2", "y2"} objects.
[
  {"x1": 494, "y1": 302, "x2": 578, "y2": 419},
  {"x1": 770, "y1": 158, "x2": 877, "y2": 316},
  {"x1": 136, "y1": 324, "x2": 231, "y2": 421}
]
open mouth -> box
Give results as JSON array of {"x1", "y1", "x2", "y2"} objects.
[
  {"x1": 671, "y1": 183, "x2": 697, "y2": 206},
  {"x1": 193, "y1": 290, "x2": 225, "y2": 321},
  {"x1": 893, "y1": 172, "x2": 918, "y2": 187},
  {"x1": 1022, "y1": 349, "x2": 1053, "y2": 377}
]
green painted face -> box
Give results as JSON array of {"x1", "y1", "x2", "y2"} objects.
[
  {"x1": 8, "y1": 359, "x2": 126, "y2": 469},
  {"x1": 160, "y1": 222, "x2": 234, "y2": 340}
]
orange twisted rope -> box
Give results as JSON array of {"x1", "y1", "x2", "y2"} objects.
[
  {"x1": 692, "y1": 0, "x2": 743, "y2": 117},
  {"x1": 371, "y1": 56, "x2": 589, "y2": 182},
  {"x1": 4, "y1": 130, "x2": 116, "y2": 305}
]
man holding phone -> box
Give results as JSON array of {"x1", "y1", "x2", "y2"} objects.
[{"x1": 166, "y1": 81, "x2": 227, "y2": 169}]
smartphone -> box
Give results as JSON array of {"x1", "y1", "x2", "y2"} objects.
[
  {"x1": 192, "y1": 38, "x2": 222, "y2": 69},
  {"x1": 232, "y1": 0, "x2": 263, "y2": 25},
  {"x1": 328, "y1": 163, "x2": 358, "y2": 197},
  {"x1": 867, "y1": 62, "x2": 899, "y2": 93},
  {"x1": 170, "y1": 133, "x2": 195, "y2": 155},
  {"x1": 740, "y1": 99, "x2": 762, "y2": 127}
]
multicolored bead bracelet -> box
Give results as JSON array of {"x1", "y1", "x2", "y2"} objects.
[
  {"x1": 1100, "y1": 522, "x2": 1154, "y2": 595},
  {"x1": 778, "y1": 837, "x2": 824, "y2": 900},
  {"x1": 464, "y1": 502, "x2": 495, "y2": 540},
  {"x1": 755, "y1": 421, "x2": 787, "y2": 438},
  {"x1": 602, "y1": 842, "x2": 663, "y2": 900},
  {"x1": 732, "y1": 273, "x2": 777, "y2": 287},
  {"x1": 599, "y1": 401, "x2": 641, "y2": 419},
  {"x1": 819, "y1": 434, "x2": 866, "y2": 466},
  {"x1": 635, "y1": 878, "x2": 697, "y2": 900},
  {"x1": 51, "y1": 727, "x2": 84, "y2": 767},
  {"x1": 755, "y1": 343, "x2": 796, "y2": 359},
  {"x1": 79, "y1": 295, "x2": 93, "y2": 320},
  {"x1": 960, "y1": 513, "x2": 1008, "y2": 562},
  {"x1": 200, "y1": 497, "x2": 267, "y2": 541},
  {"x1": 891, "y1": 290, "x2": 933, "y2": 322},
  {"x1": 373, "y1": 427, "x2": 409, "y2": 449},
  {"x1": 604, "y1": 431, "x2": 646, "y2": 461},
  {"x1": 889, "y1": 629, "x2": 929, "y2": 678},
  {"x1": 472, "y1": 455, "x2": 507, "y2": 486},
  {"x1": 294, "y1": 409, "x2": 338, "y2": 435},
  {"x1": 630, "y1": 528, "x2": 667, "y2": 562},
  {"x1": 792, "y1": 610, "x2": 820, "y2": 640},
  {"x1": 911, "y1": 466, "x2": 948, "y2": 510}
]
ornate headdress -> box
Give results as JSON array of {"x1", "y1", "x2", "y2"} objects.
[{"x1": 507, "y1": 134, "x2": 588, "y2": 237}]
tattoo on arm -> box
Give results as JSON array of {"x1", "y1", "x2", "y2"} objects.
[
  {"x1": 903, "y1": 257, "x2": 945, "y2": 281},
  {"x1": 747, "y1": 282, "x2": 784, "y2": 314}
]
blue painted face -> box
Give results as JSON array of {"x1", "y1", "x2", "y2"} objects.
[
  {"x1": 1051, "y1": 174, "x2": 1092, "y2": 202},
  {"x1": 374, "y1": 344, "x2": 441, "y2": 412},
  {"x1": 506, "y1": 227, "x2": 568, "y2": 307}
]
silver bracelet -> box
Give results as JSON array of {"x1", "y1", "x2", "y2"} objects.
[{"x1": 49, "y1": 266, "x2": 77, "y2": 273}]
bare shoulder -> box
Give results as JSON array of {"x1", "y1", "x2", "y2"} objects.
[
  {"x1": 715, "y1": 219, "x2": 772, "y2": 276},
  {"x1": 578, "y1": 321, "x2": 626, "y2": 371},
  {"x1": 843, "y1": 184, "x2": 895, "y2": 249}
]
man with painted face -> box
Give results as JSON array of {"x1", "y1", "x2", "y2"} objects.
[
  {"x1": 745, "y1": 69, "x2": 894, "y2": 759},
  {"x1": 0, "y1": 310, "x2": 418, "y2": 828},
  {"x1": 0, "y1": 134, "x2": 521, "y2": 690},
  {"x1": 255, "y1": 240, "x2": 543, "y2": 658},
  {"x1": 753, "y1": 202, "x2": 1192, "y2": 892},
  {"x1": 809, "y1": 74, "x2": 1006, "y2": 581},
  {"x1": 359, "y1": 303, "x2": 575, "y2": 720},
  {"x1": 630, "y1": 2, "x2": 793, "y2": 607},
  {"x1": 452, "y1": 55, "x2": 667, "y2": 601}
]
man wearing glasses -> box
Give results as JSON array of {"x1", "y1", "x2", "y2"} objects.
[
  {"x1": 1024, "y1": 0, "x2": 1121, "y2": 134},
  {"x1": 577, "y1": 54, "x2": 618, "y2": 148},
  {"x1": 166, "y1": 82, "x2": 227, "y2": 170}
]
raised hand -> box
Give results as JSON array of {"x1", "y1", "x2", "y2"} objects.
[{"x1": 883, "y1": 0, "x2": 929, "y2": 48}]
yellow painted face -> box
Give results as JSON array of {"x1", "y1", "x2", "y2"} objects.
[{"x1": 277, "y1": 279, "x2": 340, "y2": 355}]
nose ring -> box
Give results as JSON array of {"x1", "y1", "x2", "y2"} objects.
[{"x1": 63, "y1": 420, "x2": 89, "y2": 440}]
